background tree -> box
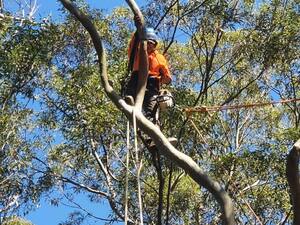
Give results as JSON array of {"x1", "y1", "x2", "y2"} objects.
[
  {"x1": 3, "y1": 216, "x2": 33, "y2": 225},
  {"x1": 0, "y1": 7, "x2": 59, "y2": 223}
]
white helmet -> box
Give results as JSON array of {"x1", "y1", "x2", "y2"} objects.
[{"x1": 146, "y1": 27, "x2": 159, "y2": 44}]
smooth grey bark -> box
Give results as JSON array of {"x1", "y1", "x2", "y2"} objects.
[
  {"x1": 286, "y1": 139, "x2": 300, "y2": 225},
  {"x1": 59, "y1": 0, "x2": 234, "y2": 224}
]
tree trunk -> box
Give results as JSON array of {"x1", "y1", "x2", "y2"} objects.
[{"x1": 286, "y1": 139, "x2": 300, "y2": 225}]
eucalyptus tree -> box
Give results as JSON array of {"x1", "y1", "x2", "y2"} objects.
[
  {"x1": 1, "y1": 0, "x2": 299, "y2": 224},
  {"x1": 37, "y1": 0, "x2": 299, "y2": 224},
  {"x1": 0, "y1": 7, "x2": 59, "y2": 222},
  {"x1": 53, "y1": 0, "x2": 300, "y2": 224}
]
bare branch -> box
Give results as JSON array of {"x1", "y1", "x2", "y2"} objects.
[
  {"x1": 0, "y1": 195, "x2": 19, "y2": 213},
  {"x1": 154, "y1": 0, "x2": 178, "y2": 30},
  {"x1": 0, "y1": 0, "x2": 3, "y2": 13},
  {"x1": 90, "y1": 140, "x2": 131, "y2": 223},
  {"x1": 61, "y1": 192, "x2": 120, "y2": 223},
  {"x1": 60, "y1": 175, "x2": 108, "y2": 196}
]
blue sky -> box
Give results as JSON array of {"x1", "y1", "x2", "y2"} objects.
[
  {"x1": 27, "y1": 192, "x2": 117, "y2": 225},
  {"x1": 6, "y1": 0, "x2": 145, "y2": 21},
  {"x1": 4, "y1": 1, "x2": 146, "y2": 224}
]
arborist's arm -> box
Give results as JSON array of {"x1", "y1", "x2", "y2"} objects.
[
  {"x1": 128, "y1": 16, "x2": 142, "y2": 59},
  {"x1": 127, "y1": 32, "x2": 139, "y2": 72},
  {"x1": 158, "y1": 55, "x2": 172, "y2": 85},
  {"x1": 131, "y1": 11, "x2": 148, "y2": 110},
  {"x1": 128, "y1": 33, "x2": 137, "y2": 57}
]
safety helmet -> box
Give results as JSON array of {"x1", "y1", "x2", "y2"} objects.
[{"x1": 146, "y1": 27, "x2": 159, "y2": 44}]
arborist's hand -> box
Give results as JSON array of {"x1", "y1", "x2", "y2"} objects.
[
  {"x1": 159, "y1": 68, "x2": 164, "y2": 78},
  {"x1": 159, "y1": 69, "x2": 171, "y2": 85},
  {"x1": 134, "y1": 15, "x2": 146, "y2": 40}
]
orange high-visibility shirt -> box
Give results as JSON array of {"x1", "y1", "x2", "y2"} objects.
[{"x1": 128, "y1": 34, "x2": 172, "y2": 85}]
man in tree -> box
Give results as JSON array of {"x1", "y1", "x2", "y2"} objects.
[{"x1": 124, "y1": 17, "x2": 172, "y2": 125}]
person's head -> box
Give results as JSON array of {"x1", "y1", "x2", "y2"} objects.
[
  {"x1": 146, "y1": 27, "x2": 158, "y2": 53},
  {"x1": 147, "y1": 39, "x2": 157, "y2": 53}
]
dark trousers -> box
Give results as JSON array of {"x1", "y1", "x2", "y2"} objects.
[{"x1": 125, "y1": 72, "x2": 160, "y2": 122}]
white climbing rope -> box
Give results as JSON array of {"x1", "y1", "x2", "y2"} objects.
[
  {"x1": 124, "y1": 108, "x2": 143, "y2": 225},
  {"x1": 124, "y1": 120, "x2": 130, "y2": 225},
  {"x1": 132, "y1": 108, "x2": 143, "y2": 225}
]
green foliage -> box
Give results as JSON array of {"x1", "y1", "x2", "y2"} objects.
[
  {"x1": 0, "y1": 19, "x2": 58, "y2": 101},
  {"x1": 3, "y1": 216, "x2": 33, "y2": 225},
  {"x1": 0, "y1": 16, "x2": 60, "y2": 222},
  {"x1": 1, "y1": 0, "x2": 299, "y2": 224}
]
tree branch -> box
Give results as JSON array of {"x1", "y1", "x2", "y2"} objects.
[
  {"x1": 286, "y1": 139, "x2": 300, "y2": 225},
  {"x1": 125, "y1": 0, "x2": 148, "y2": 110}
]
